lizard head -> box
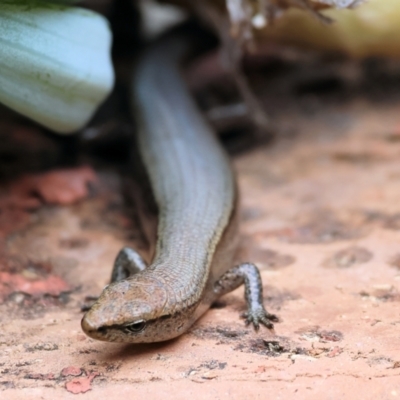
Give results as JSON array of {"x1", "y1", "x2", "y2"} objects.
[{"x1": 81, "y1": 274, "x2": 193, "y2": 343}]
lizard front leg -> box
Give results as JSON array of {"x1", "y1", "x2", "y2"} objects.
[{"x1": 214, "y1": 262, "x2": 279, "y2": 330}]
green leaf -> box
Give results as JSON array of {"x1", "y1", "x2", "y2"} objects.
[{"x1": 0, "y1": 2, "x2": 114, "y2": 133}]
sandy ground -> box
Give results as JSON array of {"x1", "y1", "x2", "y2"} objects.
[{"x1": 1, "y1": 57, "x2": 400, "y2": 399}]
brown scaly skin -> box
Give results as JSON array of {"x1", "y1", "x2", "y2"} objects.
[
  {"x1": 81, "y1": 31, "x2": 277, "y2": 343},
  {"x1": 82, "y1": 250, "x2": 278, "y2": 343}
]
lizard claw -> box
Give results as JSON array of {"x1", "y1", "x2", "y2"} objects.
[{"x1": 242, "y1": 307, "x2": 278, "y2": 331}]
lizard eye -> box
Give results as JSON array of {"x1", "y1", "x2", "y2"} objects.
[{"x1": 125, "y1": 320, "x2": 146, "y2": 333}]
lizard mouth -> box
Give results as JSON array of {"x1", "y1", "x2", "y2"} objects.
[
  {"x1": 81, "y1": 316, "x2": 120, "y2": 342},
  {"x1": 81, "y1": 312, "x2": 149, "y2": 342},
  {"x1": 80, "y1": 314, "x2": 101, "y2": 338}
]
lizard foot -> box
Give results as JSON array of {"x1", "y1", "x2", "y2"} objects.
[{"x1": 242, "y1": 307, "x2": 279, "y2": 330}]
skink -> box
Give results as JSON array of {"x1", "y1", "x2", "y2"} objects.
[{"x1": 81, "y1": 33, "x2": 277, "y2": 343}]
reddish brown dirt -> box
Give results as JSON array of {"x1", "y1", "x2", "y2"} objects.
[{"x1": 1, "y1": 60, "x2": 400, "y2": 399}]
